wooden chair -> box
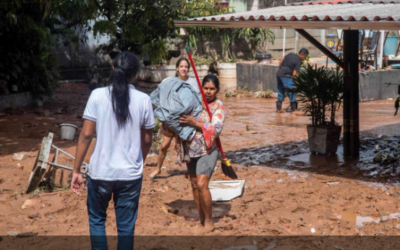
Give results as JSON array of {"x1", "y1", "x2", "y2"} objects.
[{"x1": 361, "y1": 31, "x2": 380, "y2": 68}]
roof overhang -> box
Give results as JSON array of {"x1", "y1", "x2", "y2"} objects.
[
  {"x1": 174, "y1": 0, "x2": 400, "y2": 30},
  {"x1": 175, "y1": 20, "x2": 400, "y2": 30}
]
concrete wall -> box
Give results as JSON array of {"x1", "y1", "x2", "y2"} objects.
[
  {"x1": 0, "y1": 92, "x2": 33, "y2": 111},
  {"x1": 237, "y1": 62, "x2": 279, "y2": 92},
  {"x1": 237, "y1": 62, "x2": 400, "y2": 101},
  {"x1": 359, "y1": 69, "x2": 400, "y2": 101}
]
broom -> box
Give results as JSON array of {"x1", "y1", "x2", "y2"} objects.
[{"x1": 185, "y1": 46, "x2": 238, "y2": 180}]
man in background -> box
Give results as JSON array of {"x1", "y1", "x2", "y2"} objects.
[{"x1": 276, "y1": 48, "x2": 309, "y2": 112}]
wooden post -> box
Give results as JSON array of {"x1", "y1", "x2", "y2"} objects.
[{"x1": 343, "y1": 30, "x2": 360, "y2": 158}]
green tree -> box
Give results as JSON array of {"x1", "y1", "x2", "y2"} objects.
[
  {"x1": 178, "y1": 0, "x2": 230, "y2": 56},
  {"x1": 92, "y1": 0, "x2": 181, "y2": 64},
  {"x1": 0, "y1": 0, "x2": 95, "y2": 99}
]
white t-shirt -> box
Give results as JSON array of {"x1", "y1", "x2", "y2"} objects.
[{"x1": 83, "y1": 85, "x2": 155, "y2": 181}]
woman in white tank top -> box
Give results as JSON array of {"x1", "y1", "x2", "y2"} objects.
[{"x1": 150, "y1": 57, "x2": 200, "y2": 179}]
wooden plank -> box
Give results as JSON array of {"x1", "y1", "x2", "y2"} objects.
[{"x1": 26, "y1": 133, "x2": 54, "y2": 193}]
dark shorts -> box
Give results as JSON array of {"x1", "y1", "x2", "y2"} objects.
[{"x1": 186, "y1": 150, "x2": 219, "y2": 177}]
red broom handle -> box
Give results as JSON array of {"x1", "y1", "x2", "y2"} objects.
[{"x1": 185, "y1": 46, "x2": 226, "y2": 159}]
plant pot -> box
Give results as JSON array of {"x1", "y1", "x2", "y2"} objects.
[
  {"x1": 60, "y1": 123, "x2": 78, "y2": 141},
  {"x1": 168, "y1": 50, "x2": 181, "y2": 58},
  {"x1": 255, "y1": 52, "x2": 272, "y2": 64},
  {"x1": 179, "y1": 28, "x2": 188, "y2": 36},
  {"x1": 217, "y1": 63, "x2": 237, "y2": 92},
  {"x1": 189, "y1": 65, "x2": 209, "y2": 82},
  {"x1": 145, "y1": 65, "x2": 176, "y2": 83},
  {"x1": 138, "y1": 63, "x2": 149, "y2": 81},
  {"x1": 307, "y1": 125, "x2": 342, "y2": 155}
]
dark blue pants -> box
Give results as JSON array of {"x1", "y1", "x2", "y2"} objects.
[
  {"x1": 277, "y1": 76, "x2": 296, "y2": 103},
  {"x1": 87, "y1": 176, "x2": 142, "y2": 250}
]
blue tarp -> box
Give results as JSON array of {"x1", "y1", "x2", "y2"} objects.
[{"x1": 150, "y1": 77, "x2": 202, "y2": 141}]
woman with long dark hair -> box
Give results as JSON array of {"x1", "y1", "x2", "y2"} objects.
[
  {"x1": 71, "y1": 51, "x2": 155, "y2": 250},
  {"x1": 179, "y1": 74, "x2": 225, "y2": 233},
  {"x1": 150, "y1": 57, "x2": 199, "y2": 179}
]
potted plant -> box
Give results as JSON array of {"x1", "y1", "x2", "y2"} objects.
[
  {"x1": 293, "y1": 65, "x2": 344, "y2": 155},
  {"x1": 141, "y1": 39, "x2": 176, "y2": 83},
  {"x1": 234, "y1": 28, "x2": 275, "y2": 60},
  {"x1": 190, "y1": 55, "x2": 213, "y2": 80},
  {"x1": 217, "y1": 29, "x2": 238, "y2": 92}
]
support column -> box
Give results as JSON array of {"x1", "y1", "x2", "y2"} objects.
[
  {"x1": 343, "y1": 30, "x2": 360, "y2": 158},
  {"x1": 378, "y1": 30, "x2": 385, "y2": 69}
]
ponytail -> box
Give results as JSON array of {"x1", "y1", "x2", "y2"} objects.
[{"x1": 109, "y1": 52, "x2": 140, "y2": 128}]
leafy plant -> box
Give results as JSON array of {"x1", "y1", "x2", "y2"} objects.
[
  {"x1": 179, "y1": 0, "x2": 233, "y2": 56},
  {"x1": 234, "y1": 28, "x2": 275, "y2": 59},
  {"x1": 143, "y1": 39, "x2": 168, "y2": 65},
  {"x1": 220, "y1": 29, "x2": 236, "y2": 62},
  {"x1": 93, "y1": 0, "x2": 181, "y2": 56},
  {"x1": 395, "y1": 85, "x2": 400, "y2": 116},
  {"x1": 292, "y1": 65, "x2": 344, "y2": 126},
  {"x1": 192, "y1": 55, "x2": 214, "y2": 66},
  {"x1": 301, "y1": 55, "x2": 311, "y2": 67},
  {"x1": 0, "y1": 0, "x2": 94, "y2": 99},
  {"x1": 225, "y1": 91, "x2": 237, "y2": 98}
]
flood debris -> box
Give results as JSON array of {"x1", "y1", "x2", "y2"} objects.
[
  {"x1": 28, "y1": 213, "x2": 40, "y2": 219},
  {"x1": 227, "y1": 136, "x2": 400, "y2": 184},
  {"x1": 7, "y1": 231, "x2": 38, "y2": 237},
  {"x1": 12, "y1": 152, "x2": 28, "y2": 161}
]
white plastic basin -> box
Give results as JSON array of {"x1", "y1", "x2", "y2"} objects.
[{"x1": 209, "y1": 180, "x2": 245, "y2": 201}]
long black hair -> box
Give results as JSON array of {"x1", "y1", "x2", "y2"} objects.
[
  {"x1": 175, "y1": 57, "x2": 190, "y2": 77},
  {"x1": 109, "y1": 51, "x2": 140, "y2": 128}
]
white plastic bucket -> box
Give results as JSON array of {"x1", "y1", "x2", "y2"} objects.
[
  {"x1": 60, "y1": 123, "x2": 78, "y2": 140},
  {"x1": 217, "y1": 63, "x2": 237, "y2": 92}
]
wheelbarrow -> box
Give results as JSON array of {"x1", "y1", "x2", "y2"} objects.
[{"x1": 26, "y1": 132, "x2": 90, "y2": 193}]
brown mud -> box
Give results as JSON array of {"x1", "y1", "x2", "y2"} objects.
[{"x1": 0, "y1": 83, "x2": 400, "y2": 243}]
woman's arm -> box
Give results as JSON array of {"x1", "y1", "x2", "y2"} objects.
[
  {"x1": 179, "y1": 102, "x2": 226, "y2": 148},
  {"x1": 179, "y1": 113, "x2": 203, "y2": 130},
  {"x1": 141, "y1": 128, "x2": 153, "y2": 161},
  {"x1": 71, "y1": 119, "x2": 96, "y2": 196}
]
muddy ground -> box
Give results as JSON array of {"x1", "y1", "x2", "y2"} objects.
[{"x1": 0, "y1": 83, "x2": 400, "y2": 249}]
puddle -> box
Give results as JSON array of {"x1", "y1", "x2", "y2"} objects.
[{"x1": 227, "y1": 136, "x2": 400, "y2": 184}]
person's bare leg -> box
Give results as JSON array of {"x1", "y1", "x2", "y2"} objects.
[
  {"x1": 150, "y1": 134, "x2": 173, "y2": 179},
  {"x1": 196, "y1": 174, "x2": 214, "y2": 232},
  {"x1": 189, "y1": 174, "x2": 205, "y2": 225}
]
